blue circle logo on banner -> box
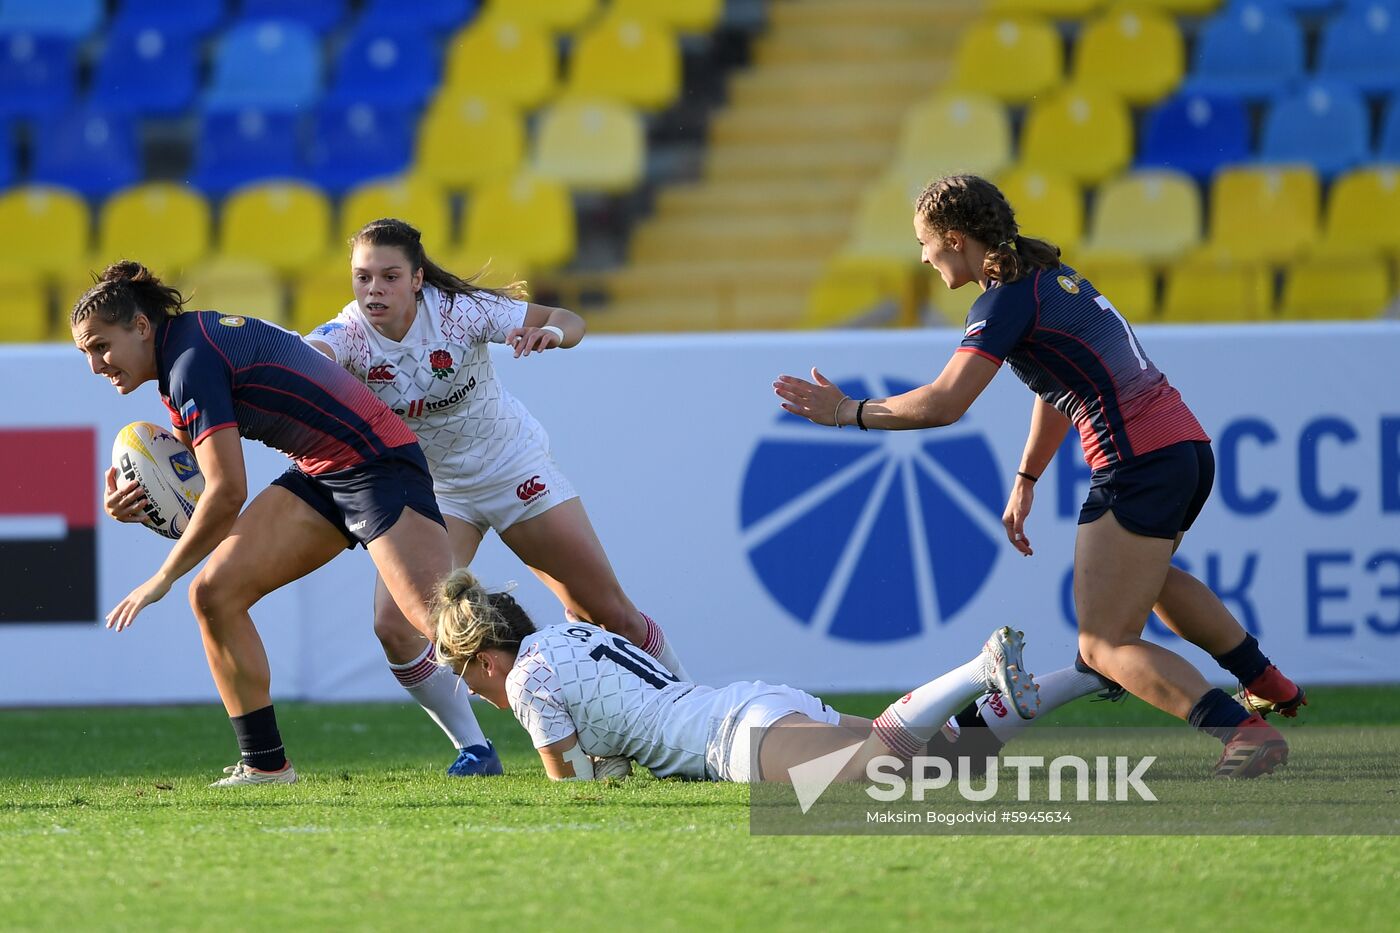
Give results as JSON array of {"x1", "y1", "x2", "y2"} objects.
[{"x1": 740, "y1": 376, "x2": 1005, "y2": 643}]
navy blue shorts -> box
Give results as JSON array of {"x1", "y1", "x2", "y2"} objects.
[
  {"x1": 1078, "y1": 441, "x2": 1215, "y2": 540},
  {"x1": 272, "y1": 444, "x2": 446, "y2": 549}
]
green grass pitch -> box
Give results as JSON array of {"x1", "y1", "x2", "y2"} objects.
[{"x1": 3, "y1": 687, "x2": 1398, "y2": 931}]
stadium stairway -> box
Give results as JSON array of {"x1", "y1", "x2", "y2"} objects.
[{"x1": 586, "y1": 0, "x2": 980, "y2": 332}]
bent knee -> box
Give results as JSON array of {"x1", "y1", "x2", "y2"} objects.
[{"x1": 188, "y1": 568, "x2": 256, "y2": 621}]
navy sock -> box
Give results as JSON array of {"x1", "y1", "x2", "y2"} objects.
[
  {"x1": 1187, "y1": 688, "x2": 1250, "y2": 743},
  {"x1": 1212, "y1": 634, "x2": 1270, "y2": 685},
  {"x1": 230, "y1": 704, "x2": 287, "y2": 772}
]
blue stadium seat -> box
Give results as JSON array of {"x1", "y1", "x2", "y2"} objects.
[
  {"x1": 1260, "y1": 82, "x2": 1371, "y2": 178},
  {"x1": 1317, "y1": 2, "x2": 1400, "y2": 96},
  {"x1": 31, "y1": 108, "x2": 140, "y2": 198},
  {"x1": 305, "y1": 102, "x2": 414, "y2": 195},
  {"x1": 1379, "y1": 94, "x2": 1400, "y2": 159},
  {"x1": 1185, "y1": 3, "x2": 1305, "y2": 100},
  {"x1": 0, "y1": 33, "x2": 76, "y2": 120},
  {"x1": 238, "y1": 0, "x2": 346, "y2": 35},
  {"x1": 325, "y1": 26, "x2": 439, "y2": 110},
  {"x1": 1137, "y1": 92, "x2": 1251, "y2": 182},
  {"x1": 205, "y1": 19, "x2": 322, "y2": 112},
  {"x1": 90, "y1": 27, "x2": 199, "y2": 117},
  {"x1": 0, "y1": 0, "x2": 102, "y2": 39},
  {"x1": 190, "y1": 108, "x2": 303, "y2": 197},
  {"x1": 110, "y1": 0, "x2": 225, "y2": 40},
  {"x1": 357, "y1": 0, "x2": 477, "y2": 31}
]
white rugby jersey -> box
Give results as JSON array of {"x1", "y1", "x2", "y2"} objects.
[
  {"x1": 509, "y1": 623, "x2": 749, "y2": 780},
  {"x1": 308, "y1": 284, "x2": 549, "y2": 484}
]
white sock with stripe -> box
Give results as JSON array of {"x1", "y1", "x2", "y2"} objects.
[
  {"x1": 389, "y1": 643, "x2": 488, "y2": 750},
  {"x1": 973, "y1": 665, "x2": 1107, "y2": 744},
  {"x1": 871, "y1": 656, "x2": 987, "y2": 759},
  {"x1": 639, "y1": 612, "x2": 690, "y2": 681}
]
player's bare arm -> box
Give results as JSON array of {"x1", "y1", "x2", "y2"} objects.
[
  {"x1": 1004, "y1": 398, "x2": 1073, "y2": 557},
  {"x1": 538, "y1": 734, "x2": 595, "y2": 781},
  {"x1": 507, "y1": 303, "x2": 585, "y2": 358},
  {"x1": 774, "y1": 351, "x2": 999, "y2": 429}
]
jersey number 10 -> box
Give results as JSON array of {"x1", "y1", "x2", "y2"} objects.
[{"x1": 590, "y1": 636, "x2": 678, "y2": 690}]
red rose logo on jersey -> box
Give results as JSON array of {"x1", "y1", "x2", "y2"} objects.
[
  {"x1": 516, "y1": 475, "x2": 548, "y2": 503},
  {"x1": 429, "y1": 349, "x2": 454, "y2": 380}
]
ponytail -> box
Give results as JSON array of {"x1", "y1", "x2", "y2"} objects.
[
  {"x1": 71, "y1": 260, "x2": 187, "y2": 328},
  {"x1": 350, "y1": 218, "x2": 527, "y2": 302}
]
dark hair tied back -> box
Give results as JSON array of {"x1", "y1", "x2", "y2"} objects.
[{"x1": 71, "y1": 260, "x2": 187, "y2": 328}]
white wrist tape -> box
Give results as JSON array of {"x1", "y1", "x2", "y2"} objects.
[
  {"x1": 539, "y1": 324, "x2": 565, "y2": 344},
  {"x1": 561, "y1": 743, "x2": 595, "y2": 780}
]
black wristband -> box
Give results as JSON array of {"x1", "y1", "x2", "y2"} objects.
[
  {"x1": 1016, "y1": 470, "x2": 1039, "y2": 483},
  {"x1": 855, "y1": 398, "x2": 869, "y2": 431}
]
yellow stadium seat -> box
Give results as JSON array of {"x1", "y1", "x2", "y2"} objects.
[
  {"x1": 1317, "y1": 166, "x2": 1400, "y2": 259},
  {"x1": 996, "y1": 168, "x2": 1084, "y2": 253},
  {"x1": 1202, "y1": 165, "x2": 1319, "y2": 265},
  {"x1": 0, "y1": 185, "x2": 89, "y2": 277},
  {"x1": 566, "y1": 17, "x2": 680, "y2": 112},
  {"x1": 1279, "y1": 257, "x2": 1390, "y2": 320},
  {"x1": 891, "y1": 92, "x2": 1012, "y2": 187},
  {"x1": 178, "y1": 257, "x2": 286, "y2": 323},
  {"x1": 97, "y1": 183, "x2": 211, "y2": 278},
  {"x1": 1110, "y1": 0, "x2": 1220, "y2": 14},
  {"x1": 0, "y1": 267, "x2": 51, "y2": 342},
  {"x1": 611, "y1": 0, "x2": 722, "y2": 33},
  {"x1": 290, "y1": 257, "x2": 354, "y2": 336},
  {"x1": 462, "y1": 174, "x2": 576, "y2": 271},
  {"x1": 480, "y1": 0, "x2": 597, "y2": 32},
  {"x1": 220, "y1": 182, "x2": 333, "y2": 276},
  {"x1": 987, "y1": 0, "x2": 1104, "y2": 17},
  {"x1": 845, "y1": 174, "x2": 925, "y2": 263},
  {"x1": 338, "y1": 178, "x2": 453, "y2": 254},
  {"x1": 1072, "y1": 257, "x2": 1157, "y2": 322},
  {"x1": 443, "y1": 18, "x2": 557, "y2": 109},
  {"x1": 1080, "y1": 170, "x2": 1200, "y2": 263},
  {"x1": 1160, "y1": 258, "x2": 1272, "y2": 322},
  {"x1": 532, "y1": 100, "x2": 645, "y2": 194},
  {"x1": 953, "y1": 17, "x2": 1063, "y2": 105},
  {"x1": 415, "y1": 94, "x2": 525, "y2": 193},
  {"x1": 1072, "y1": 7, "x2": 1184, "y2": 106},
  {"x1": 441, "y1": 246, "x2": 531, "y2": 294},
  {"x1": 805, "y1": 255, "x2": 914, "y2": 328},
  {"x1": 1020, "y1": 87, "x2": 1133, "y2": 186}
]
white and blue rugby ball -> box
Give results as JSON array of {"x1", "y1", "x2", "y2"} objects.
[{"x1": 111, "y1": 421, "x2": 204, "y2": 539}]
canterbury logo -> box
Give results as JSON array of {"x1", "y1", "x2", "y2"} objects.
[
  {"x1": 516, "y1": 475, "x2": 548, "y2": 501},
  {"x1": 367, "y1": 364, "x2": 394, "y2": 382}
]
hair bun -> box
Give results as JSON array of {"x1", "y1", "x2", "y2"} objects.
[{"x1": 100, "y1": 260, "x2": 150, "y2": 284}]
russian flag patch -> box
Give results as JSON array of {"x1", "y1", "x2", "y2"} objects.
[
  {"x1": 178, "y1": 398, "x2": 200, "y2": 425},
  {"x1": 964, "y1": 319, "x2": 988, "y2": 338}
]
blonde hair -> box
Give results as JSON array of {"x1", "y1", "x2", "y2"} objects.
[{"x1": 431, "y1": 568, "x2": 536, "y2": 670}]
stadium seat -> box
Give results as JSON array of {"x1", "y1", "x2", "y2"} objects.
[
  {"x1": 110, "y1": 0, "x2": 224, "y2": 40},
  {"x1": 804, "y1": 255, "x2": 912, "y2": 329},
  {"x1": 1136, "y1": 92, "x2": 1250, "y2": 182},
  {"x1": 97, "y1": 183, "x2": 212, "y2": 276},
  {"x1": 984, "y1": 0, "x2": 1102, "y2": 17},
  {"x1": 1317, "y1": 2, "x2": 1400, "y2": 95},
  {"x1": 461, "y1": 174, "x2": 575, "y2": 271},
  {"x1": 566, "y1": 16, "x2": 681, "y2": 112},
  {"x1": 481, "y1": 0, "x2": 596, "y2": 32},
  {"x1": 1072, "y1": 7, "x2": 1184, "y2": 106},
  {"x1": 953, "y1": 16, "x2": 1062, "y2": 105},
  {"x1": 1201, "y1": 165, "x2": 1320, "y2": 263},
  {"x1": 90, "y1": 27, "x2": 199, "y2": 117},
  {"x1": 415, "y1": 94, "x2": 525, "y2": 192},
  {"x1": 0, "y1": 119, "x2": 11, "y2": 190},
  {"x1": 1160, "y1": 259, "x2": 1273, "y2": 322},
  {"x1": 338, "y1": 178, "x2": 453, "y2": 253},
  {"x1": 442, "y1": 17, "x2": 557, "y2": 109},
  {"x1": 996, "y1": 168, "x2": 1084, "y2": 252},
  {"x1": 844, "y1": 174, "x2": 924, "y2": 263},
  {"x1": 204, "y1": 19, "x2": 322, "y2": 112},
  {"x1": 190, "y1": 108, "x2": 302, "y2": 198},
  {"x1": 1316, "y1": 166, "x2": 1400, "y2": 257},
  {"x1": 290, "y1": 256, "x2": 353, "y2": 335},
  {"x1": 238, "y1": 0, "x2": 344, "y2": 35},
  {"x1": 1279, "y1": 256, "x2": 1390, "y2": 320},
  {"x1": 358, "y1": 0, "x2": 478, "y2": 31},
  {"x1": 1184, "y1": 3, "x2": 1304, "y2": 100},
  {"x1": 0, "y1": 0, "x2": 101, "y2": 39},
  {"x1": 440, "y1": 245, "x2": 531, "y2": 291},
  {"x1": 890, "y1": 92, "x2": 1012, "y2": 186},
  {"x1": 1259, "y1": 82, "x2": 1371, "y2": 179},
  {"x1": 1381, "y1": 95, "x2": 1400, "y2": 160},
  {"x1": 1072, "y1": 257, "x2": 1157, "y2": 322},
  {"x1": 1019, "y1": 87, "x2": 1133, "y2": 186},
  {"x1": 532, "y1": 100, "x2": 645, "y2": 194},
  {"x1": 0, "y1": 33, "x2": 76, "y2": 120},
  {"x1": 1095, "y1": 0, "x2": 1221, "y2": 14},
  {"x1": 30, "y1": 108, "x2": 140, "y2": 200},
  {"x1": 1080, "y1": 170, "x2": 1201, "y2": 263},
  {"x1": 0, "y1": 267, "x2": 50, "y2": 342},
  {"x1": 0, "y1": 185, "x2": 88, "y2": 276},
  {"x1": 306, "y1": 103, "x2": 415, "y2": 195},
  {"x1": 220, "y1": 182, "x2": 334, "y2": 276},
  {"x1": 178, "y1": 257, "x2": 287, "y2": 322},
  {"x1": 611, "y1": 0, "x2": 722, "y2": 33},
  {"x1": 325, "y1": 26, "x2": 439, "y2": 110}
]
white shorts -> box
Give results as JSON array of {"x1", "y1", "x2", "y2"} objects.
[
  {"x1": 709, "y1": 682, "x2": 840, "y2": 784},
  {"x1": 435, "y1": 447, "x2": 578, "y2": 533}
]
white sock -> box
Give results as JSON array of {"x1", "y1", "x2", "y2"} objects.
[
  {"x1": 639, "y1": 612, "x2": 691, "y2": 681},
  {"x1": 872, "y1": 655, "x2": 986, "y2": 759},
  {"x1": 388, "y1": 643, "x2": 488, "y2": 750},
  {"x1": 974, "y1": 665, "x2": 1107, "y2": 744}
]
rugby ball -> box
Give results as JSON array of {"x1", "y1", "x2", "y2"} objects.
[{"x1": 111, "y1": 421, "x2": 204, "y2": 539}]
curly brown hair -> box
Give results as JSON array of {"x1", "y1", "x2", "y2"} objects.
[
  {"x1": 915, "y1": 175, "x2": 1061, "y2": 284},
  {"x1": 70, "y1": 260, "x2": 188, "y2": 328}
]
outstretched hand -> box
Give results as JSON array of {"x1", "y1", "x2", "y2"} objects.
[
  {"x1": 506, "y1": 326, "x2": 562, "y2": 358},
  {"x1": 106, "y1": 574, "x2": 172, "y2": 632},
  {"x1": 774, "y1": 368, "x2": 848, "y2": 426},
  {"x1": 1002, "y1": 481, "x2": 1035, "y2": 557}
]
